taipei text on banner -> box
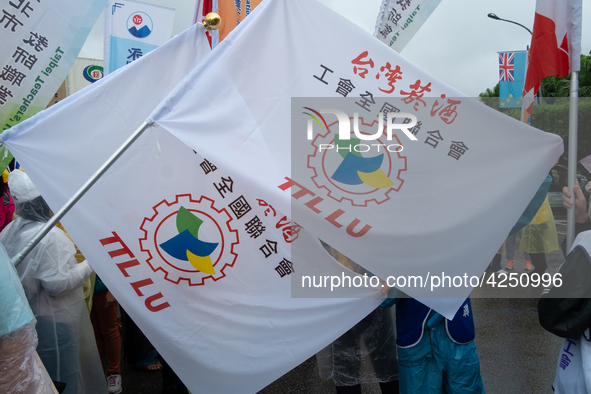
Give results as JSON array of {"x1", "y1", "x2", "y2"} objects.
[{"x1": 0, "y1": 0, "x2": 108, "y2": 167}]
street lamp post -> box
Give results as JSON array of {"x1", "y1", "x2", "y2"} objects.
[
  {"x1": 487, "y1": 13, "x2": 532, "y2": 35},
  {"x1": 487, "y1": 13, "x2": 542, "y2": 100},
  {"x1": 488, "y1": 12, "x2": 579, "y2": 250}
]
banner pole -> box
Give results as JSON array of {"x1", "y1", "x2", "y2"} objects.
[
  {"x1": 566, "y1": 71, "x2": 579, "y2": 251},
  {"x1": 10, "y1": 121, "x2": 153, "y2": 267}
]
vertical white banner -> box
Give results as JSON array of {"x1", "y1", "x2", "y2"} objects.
[{"x1": 103, "y1": 0, "x2": 174, "y2": 74}]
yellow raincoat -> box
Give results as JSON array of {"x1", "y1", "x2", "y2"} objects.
[{"x1": 519, "y1": 196, "x2": 559, "y2": 254}]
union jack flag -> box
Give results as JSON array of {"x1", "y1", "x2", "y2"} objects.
[{"x1": 499, "y1": 52, "x2": 515, "y2": 82}]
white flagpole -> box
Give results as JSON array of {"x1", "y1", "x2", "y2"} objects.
[
  {"x1": 8, "y1": 121, "x2": 153, "y2": 267},
  {"x1": 566, "y1": 71, "x2": 579, "y2": 250}
]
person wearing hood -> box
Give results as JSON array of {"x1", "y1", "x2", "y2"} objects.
[
  {"x1": 0, "y1": 241, "x2": 56, "y2": 393},
  {"x1": 0, "y1": 171, "x2": 106, "y2": 394}
]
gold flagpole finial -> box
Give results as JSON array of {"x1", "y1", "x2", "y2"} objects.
[{"x1": 203, "y1": 13, "x2": 221, "y2": 31}]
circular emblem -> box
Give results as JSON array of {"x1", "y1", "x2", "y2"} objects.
[
  {"x1": 83, "y1": 65, "x2": 103, "y2": 83},
  {"x1": 139, "y1": 194, "x2": 239, "y2": 286},
  {"x1": 307, "y1": 117, "x2": 407, "y2": 206},
  {"x1": 127, "y1": 11, "x2": 153, "y2": 38}
]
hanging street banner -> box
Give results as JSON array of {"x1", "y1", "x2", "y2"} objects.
[
  {"x1": 103, "y1": 0, "x2": 174, "y2": 74},
  {"x1": 217, "y1": 0, "x2": 263, "y2": 43},
  {"x1": 0, "y1": 22, "x2": 385, "y2": 394},
  {"x1": 374, "y1": 0, "x2": 442, "y2": 52},
  {"x1": 198, "y1": 0, "x2": 263, "y2": 47},
  {"x1": 0, "y1": 0, "x2": 108, "y2": 168},
  {"x1": 147, "y1": 0, "x2": 562, "y2": 318},
  {"x1": 498, "y1": 50, "x2": 526, "y2": 108}
]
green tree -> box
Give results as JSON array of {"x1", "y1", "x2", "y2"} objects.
[{"x1": 479, "y1": 83, "x2": 499, "y2": 98}]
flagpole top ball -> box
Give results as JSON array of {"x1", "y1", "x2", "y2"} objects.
[{"x1": 203, "y1": 13, "x2": 221, "y2": 31}]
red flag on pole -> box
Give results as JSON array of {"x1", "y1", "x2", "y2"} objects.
[
  {"x1": 193, "y1": 0, "x2": 263, "y2": 47},
  {"x1": 521, "y1": 0, "x2": 582, "y2": 123},
  {"x1": 192, "y1": 0, "x2": 211, "y2": 24},
  {"x1": 192, "y1": 0, "x2": 213, "y2": 46}
]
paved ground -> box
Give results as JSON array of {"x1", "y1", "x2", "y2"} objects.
[{"x1": 120, "y1": 210, "x2": 570, "y2": 394}]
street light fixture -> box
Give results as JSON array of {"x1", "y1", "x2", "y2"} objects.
[
  {"x1": 487, "y1": 12, "x2": 542, "y2": 100},
  {"x1": 487, "y1": 13, "x2": 532, "y2": 35}
]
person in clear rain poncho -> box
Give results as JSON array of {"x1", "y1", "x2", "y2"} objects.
[
  {"x1": 0, "y1": 241, "x2": 55, "y2": 394},
  {"x1": 0, "y1": 171, "x2": 106, "y2": 394},
  {"x1": 316, "y1": 243, "x2": 399, "y2": 393}
]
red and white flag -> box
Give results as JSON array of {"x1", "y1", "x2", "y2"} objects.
[{"x1": 522, "y1": 0, "x2": 582, "y2": 122}]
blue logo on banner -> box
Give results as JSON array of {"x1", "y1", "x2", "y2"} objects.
[{"x1": 127, "y1": 12, "x2": 153, "y2": 38}]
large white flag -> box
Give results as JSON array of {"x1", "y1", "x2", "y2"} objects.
[
  {"x1": 103, "y1": 0, "x2": 175, "y2": 74},
  {"x1": 0, "y1": 22, "x2": 386, "y2": 393},
  {"x1": 148, "y1": 0, "x2": 563, "y2": 318}
]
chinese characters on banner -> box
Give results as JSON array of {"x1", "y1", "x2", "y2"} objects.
[
  {"x1": 103, "y1": 0, "x2": 174, "y2": 74},
  {"x1": 147, "y1": 0, "x2": 562, "y2": 317},
  {"x1": 0, "y1": 0, "x2": 108, "y2": 167},
  {"x1": 323, "y1": 49, "x2": 466, "y2": 157},
  {"x1": 202, "y1": 157, "x2": 300, "y2": 277},
  {"x1": 374, "y1": 0, "x2": 442, "y2": 52}
]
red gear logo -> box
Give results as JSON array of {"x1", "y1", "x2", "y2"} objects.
[
  {"x1": 307, "y1": 117, "x2": 407, "y2": 207},
  {"x1": 139, "y1": 194, "x2": 239, "y2": 286}
]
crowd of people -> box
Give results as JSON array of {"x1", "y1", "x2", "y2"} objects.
[
  {"x1": 0, "y1": 169, "x2": 179, "y2": 394},
  {"x1": 1, "y1": 162, "x2": 591, "y2": 394}
]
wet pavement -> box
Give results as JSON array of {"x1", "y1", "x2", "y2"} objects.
[{"x1": 120, "y1": 211, "x2": 570, "y2": 394}]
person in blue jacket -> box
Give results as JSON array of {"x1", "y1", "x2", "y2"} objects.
[{"x1": 393, "y1": 296, "x2": 484, "y2": 393}]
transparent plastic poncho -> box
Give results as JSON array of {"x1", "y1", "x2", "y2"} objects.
[
  {"x1": 316, "y1": 244, "x2": 398, "y2": 386},
  {"x1": 0, "y1": 243, "x2": 55, "y2": 393},
  {"x1": 0, "y1": 171, "x2": 106, "y2": 394}
]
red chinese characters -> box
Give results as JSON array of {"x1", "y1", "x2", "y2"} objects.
[{"x1": 430, "y1": 94, "x2": 461, "y2": 124}]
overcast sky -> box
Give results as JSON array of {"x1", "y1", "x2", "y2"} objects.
[{"x1": 79, "y1": 0, "x2": 591, "y2": 97}]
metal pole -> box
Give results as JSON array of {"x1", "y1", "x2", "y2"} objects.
[
  {"x1": 10, "y1": 121, "x2": 153, "y2": 267},
  {"x1": 487, "y1": 13, "x2": 533, "y2": 34},
  {"x1": 566, "y1": 72, "x2": 579, "y2": 251},
  {"x1": 487, "y1": 13, "x2": 543, "y2": 100}
]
